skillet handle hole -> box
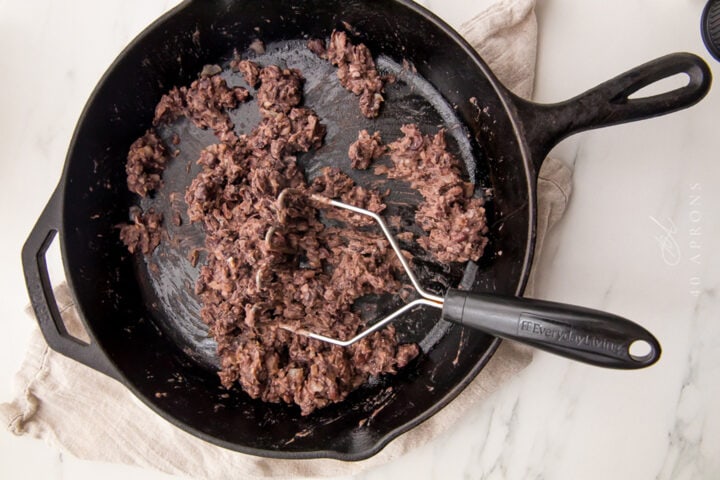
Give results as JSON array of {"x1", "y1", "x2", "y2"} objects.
[
  {"x1": 43, "y1": 235, "x2": 91, "y2": 345},
  {"x1": 627, "y1": 72, "x2": 690, "y2": 100}
]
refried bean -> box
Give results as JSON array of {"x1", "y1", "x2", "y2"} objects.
[
  {"x1": 377, "y1": 124, "x2": 489, "y2": 264},
  {"x1": 348, "y1": 129, "x2": 385, "y2": 170},
  {"x1": 119, "y1": 206, "x2": 163, "y2": 255},
  {"x1": 309, "y1": 30, "x2": 386, "y2": 118},
  {"x1": 120, "y1": 33, "x2": 487, "y2": 415}
]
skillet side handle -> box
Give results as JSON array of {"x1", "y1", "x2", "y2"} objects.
[
  {"x1": 511, "y1": 52, "x2": 712, "y2": 172},
  {"x1": 22, "y1": 188, "x2": 120, "y2": 381},
  {"x1": 442, "y1": 289, "x2": 661, "y2": 369}
]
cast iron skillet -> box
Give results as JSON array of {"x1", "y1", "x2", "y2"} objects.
[{"x1": 22, "y1": 0, "x2": 710, "y2": 460}]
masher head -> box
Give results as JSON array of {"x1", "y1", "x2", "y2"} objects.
[{"x1": 275, "y1": 189, "x2": 443, "y2": 347}]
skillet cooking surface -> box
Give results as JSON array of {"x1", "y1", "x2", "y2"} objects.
[
  {"x1": 40, "y1": 0, "x2": 551, "y2": 459},
  {"x1": 140, "y1": 39, "x2": 493, "y2": 371}
]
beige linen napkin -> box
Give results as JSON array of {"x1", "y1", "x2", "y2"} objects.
[{"x1": 2, "y1": 0, "x2": 572, "y2": 478}]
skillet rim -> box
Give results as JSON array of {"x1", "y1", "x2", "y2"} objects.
[{"x1": 54, "y1": 0, "x2": 538, "y2": 460}]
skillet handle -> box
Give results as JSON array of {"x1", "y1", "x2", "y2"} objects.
[
  {"x1": 22, "y1": 188, "x2": 119, "y2": 380},
  {"x1": 442, "y1": 289, "x2": 661, "y2": 369},
  {"x1": 513, "y1": 52, "x2": 712, "y2": 172}
]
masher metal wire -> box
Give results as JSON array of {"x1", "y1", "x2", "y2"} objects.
[{"x1": 276, "y1": 190, "x2": 442, "y2": 347}]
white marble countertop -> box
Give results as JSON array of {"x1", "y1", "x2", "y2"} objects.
[{"x1": 2, "y1": 0, "x2": 719, "y2": 478}]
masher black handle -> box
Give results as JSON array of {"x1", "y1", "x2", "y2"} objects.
[
  {"x1": 512, "y1": 52, "x2": 712, "y2": 172},
  {"x1": 442, "y1": 289, "x2": 661, "y2": 369}
]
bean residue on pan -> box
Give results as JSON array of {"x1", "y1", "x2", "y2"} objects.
[
  {"x1": 126, "y1": 129, "x2": 168, "y2": 197},
  {"x1": 308, "y1": 30, "x2": 386, "y2": 118},
  {"x1": 154, "y1": 73, "x2": 250, "y2": 144},
  {"x1": 119, "y1": 206, "x2": 163, "y2": 255},
  {"x1": 119, "y1": 32, "x2": 487, "y2": 415},
  {"x1": 378, "y1": 125, "x2": 489, "y2": 263},
  {"x1": 348, "y1": 129, "x2": 385, "y2": 170}
]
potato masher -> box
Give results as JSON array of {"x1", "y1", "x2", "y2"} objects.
[{"x1": 278, "y1": 190, "x2": 661, "y2": 369}]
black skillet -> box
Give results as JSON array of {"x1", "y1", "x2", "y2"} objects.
[{"x1": 22, "y1": 0, "x2": 711, "y2": 460}]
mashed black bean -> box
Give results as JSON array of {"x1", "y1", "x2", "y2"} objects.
[
  {"x1": 377, "y1": 124, "x2": 489, "y2": 264},
  {"x1": 348, "y1": 129, "x2": 385, "y2": 170},
  {"x1": 309, "y1": 30, "x2": 386, "y2": 118},
  {"x1": 124, "y1": 59, "x2": 418, "y2": 415},
  {"x1": 120, "y1": 33, "x2": 487, "y2": 415},
  {"x1": 119, "y1": 207, "x2": 163, "y2": 255}
]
